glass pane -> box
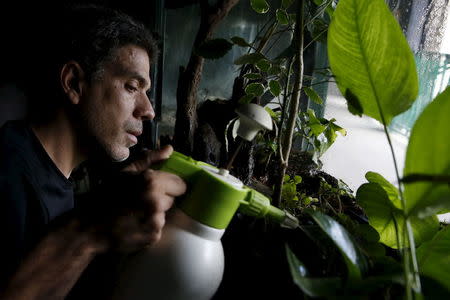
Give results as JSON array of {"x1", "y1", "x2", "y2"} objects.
[{"x1": 390, "y1": 0, "x2": 450, "y2": 136}]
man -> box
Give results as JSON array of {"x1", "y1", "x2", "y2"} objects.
[{"x1": 0, "y1": 5, "x2": 186, "y2": 299}]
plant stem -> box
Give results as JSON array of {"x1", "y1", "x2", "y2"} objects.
[
  {"x1": 380, "y1": 114, "x2": 421, "y2": 297},
  {"x1": 278, "y1": 57, "x2": 295, "y2": 165},
  {"x1": 274, "y1": 0, "x2": 305, "y2": 207},
  {"x1": 303, "y1": 28, "x2": 327, "y2": 50}
]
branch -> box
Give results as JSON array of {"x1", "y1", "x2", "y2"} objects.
[{"x1": 274, "y1": 0, "x2": 305, "y2": 206}]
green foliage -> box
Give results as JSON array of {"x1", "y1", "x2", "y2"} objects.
[
  {"x1": 255, "y1": 59, "x2": 271, "y2": 72},
  {"x1": 250, "y1": 0, "x2": 269, "y2": 14},
  {"x1": 234, "y1": 52, "x2": 265, "y2": 65},
  {"x1": 265, "y1": 107, "x2": 280, "y2": 123},
  {"x1": 269, "y1": 80, "x2": 281, "y2": 97},
  {"x1": 308, "y1": 210, "x2": 368, "y2": 280},
  {"x1": 328, "y1": 0, "x2": 418, "y2": 124},
  {"x1": 244, "y1": 73, "x2": 262, "y2": 80},
  {"x1": 403, "y1": 87, "x2": 450, "y2": 218},
  {"x1": 286, "y1": 245, "x2": 343, "y2": 298},
  {"x1": 231, "y1": 36, "x2": 251, "y2": 47},
  {"x1": 307, "y1": 18, "x2": 329, "y2": 44},
  {"x1": 356, "y1": 179, "x2": 439, "y2": 249},
  {"x1": 417, "y1": 225, "x2": 450, "y2": 293},
  {"x1": 297, "y1": 109, "x2": 346, "y2": 159},
  {"x1": 312, "y1": 0, "x2": 334, "y2": 18},
  {"x1": 238, "y1": 94, "x2": 255, "y2": 104},
  {"x1": 287, "y1": 213, "x2": 407, "y2": 298},
  {"x1": 276, "y1": 9, "x2": 290, "y2": 25},
  {"x1": 304, "y1": 86, "x2": 323, "y2": 105},
  {"x1": 365, "y1": 172, "x2": 402, "y2": 209},
  {"x1": 245, "y1": 82, "x2": 265, "y2": 97},
  {"x1": 281, "y1": 174, "x2": 301, "y2": 202},
  {"x1": 282, "y1": 0, "x2": 294, "y2": 9}
]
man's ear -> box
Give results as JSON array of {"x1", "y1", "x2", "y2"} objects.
[{"x1": 60, "y1": 61, "x2": 86, "y2": 105}]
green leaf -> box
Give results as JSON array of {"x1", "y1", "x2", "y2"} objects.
[
  {"x1": 276, "y1": 9, "x2": 289, "y2": 25},
  {"x1": 329, "y1": 123, "x2": 347, "y2": 137},
  {"x1": 265, "y1": 107, "x2": 279, "y2": 120},
  {"x1": 294, "y1": 175, "x2": 302, "y2": 184},
  {"x1": 307, "y1": 109, "x2": 326, "y2": 136},
  {"x1": 344, "y1": 89, "x2": 363, "y2": 117},
  {"x1": 282, "y1": 0, "x2": 294, "y2": 9},
  {"x1": 245, "y1": 83, "x2": 265, "y2": 97},
  {"x1": 244, "y1": 73, "x2": 262, "y2": 80},
  {"x1": 269, "y1": 80, "x2": 281, "y2": 97},
  {"x1": 323, "y1": 126, "x2": 337, "y2": 147},
  {"x1": 286, "y1": 245, "x2": 343, "y2": 297},
  {"x1": 250, "y1": 0, "x2": 269, "y2": 14},
  {"x1": 421, "y1": 275, "x2": 450, "y2": 299},
  {"x1": 417, "y1": 226, "x2": 450, "y2": 293},
  {"x1": 231, "y1": 36, "x2": 250, "y2": 47},
  {"x1": 357, "y1": 224, "x2": 380, "y2": 243},
  {"x1": 365, "y1": 172, "x2": 402, "y2": 209},
  {"x1": 268, "y1": 65, "x2": 283, "y2": 76},
  {"x1": 403, "y1": 87, "x2": 450, "y2": 218},
  {"x1": 308, "y1": 210, "x2": 367, "y2": 280},
  {"x1": 256, "y1": 59, "x2": 271, "y2": 72},
  {"x1": 328, "y1": 0, "x2": 418, "y2": 125},
  {"x1": 238, "y1": 94, "x2": 254, "y2": 104},
  {"x1": 356, "y1": 183, "x2": 439, "y2": 249},
  {"x1": 234, "y1": 52, "x2": 265, "y2": 65},
  {"x1": 194, "y1": 38, "x2": 233, "y2": 59},
  {"x1": 304, "y1": 86, "x2": 323, "y2": 105}
]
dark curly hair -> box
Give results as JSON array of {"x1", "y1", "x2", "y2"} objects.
[{"x1": 27, "y1": 4, "x2": 159, "y2": 122}]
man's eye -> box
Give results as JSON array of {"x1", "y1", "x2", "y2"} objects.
[{"x1": 126, "y1": 84, "x2": 138, "y2": 92}]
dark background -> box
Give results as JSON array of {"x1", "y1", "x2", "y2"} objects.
[{"x1": 0, "y1": 0, "x2": 158, "y2": 126}]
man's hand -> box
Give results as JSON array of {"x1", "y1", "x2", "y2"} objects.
[
  {"x1": 122, "y1": 144, "x2": 174, "y2": 174},
  {"x1": 83, "y1": 145, "x2": 187, "y2": 253}
]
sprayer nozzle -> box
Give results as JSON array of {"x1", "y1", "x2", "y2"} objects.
[{"x1": 280, "y1": 211, "x2": 300, "y2": 229}]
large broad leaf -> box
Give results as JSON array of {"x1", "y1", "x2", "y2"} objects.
[
  {"x1": 328, "y1": 0, "x2": 418, "y2": 124},
  {"x1": 403, "y1": 87, "x2": 450, "y2": 218},
  {"x1": 356, "y1": 182, "x2": 439, "y2": 249},
  {"x1": 287, "y1": 244, "x2": 405, "y2": 297},
  {"x1": 417, "y1": 226, "x2": 450, "y2": 293},
  {"x1": 308, "y1": 210, "x2": 367, "y2": 280},
  {"x1": 365, "y1": 171, "x2": 402, "y2": 209},
  {"x1": 286, "y1": 245, "x2": 343, "y2": 297}
]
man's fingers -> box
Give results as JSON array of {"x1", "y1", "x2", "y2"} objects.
[
  {"x1": 148, "y1": 145, "x2": 173, "y2": 164},
  {"x1": 122, "y1": 145, "x2": 173, "y2": 173},
  {"x1": 143, "y1": 169, "x2": 187, "y2": 197}
]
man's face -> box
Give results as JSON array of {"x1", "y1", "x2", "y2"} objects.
[{"x1": 79, "y1": 45, "x2": 154, "y2": 161}]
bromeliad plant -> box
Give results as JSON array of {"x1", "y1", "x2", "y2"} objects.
[{"x1": 286, "y1": 0, "x2": 450, "y2": 299}]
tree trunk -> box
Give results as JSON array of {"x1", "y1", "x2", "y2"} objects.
[{"x1": 174, "y1": 0, "x2": 240, "y2": 155}]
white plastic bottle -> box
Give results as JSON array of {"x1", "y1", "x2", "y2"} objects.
[
  {"x1": 112, "y1": 208, "x2": 225, "y2": 300},
  {"x1": 111, "y1": 151, "x2": 298, "y2": 300}
]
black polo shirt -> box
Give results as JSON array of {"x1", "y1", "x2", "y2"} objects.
[{"x1": 0, "y1": 120, "x2": 74, "y2": 286}]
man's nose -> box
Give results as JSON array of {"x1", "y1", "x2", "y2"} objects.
[{"x1": 135, "y1": 92, "x2": 155, "y2": 121}]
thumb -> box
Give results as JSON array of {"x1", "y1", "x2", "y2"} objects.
[{"x1": 122, "y1": 145, "x2": 173, "y2": 173}]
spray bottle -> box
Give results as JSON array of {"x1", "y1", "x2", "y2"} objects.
[{"x1": 112, "y1": 104, "x2": 298, "y2": 300}]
